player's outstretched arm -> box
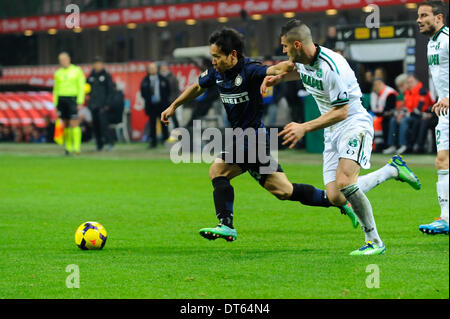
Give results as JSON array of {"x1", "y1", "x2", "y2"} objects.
[
  {"x1": 278, "y1": 104, "x2": 349, "y2": 149},
  {"x1": 260, "y1": 70, "x2": 300, "y2": 95},
  {"x1": 161, "y1": 82, "x2": 206, "y2": 126},
  {"x1": 266, "y1": 60, "x2": 295, "y2": 76}
]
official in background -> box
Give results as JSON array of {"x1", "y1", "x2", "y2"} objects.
[
  {"x1": 53, "y1": 52, "x2": 85, "y2": 155},
  {"x1": 86, "y1": 56, "x2": 115, "y2": 151},
  {"x1": 160, "y1": 62, "x2": 181, "y2": 128},
  {"x1": 140, "y1": 62, "x2": 170, "y2": 148}
]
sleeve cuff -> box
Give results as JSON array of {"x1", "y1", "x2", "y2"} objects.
[{"x1": 331, "y1": 98, "x2": 349, "y2": 106}]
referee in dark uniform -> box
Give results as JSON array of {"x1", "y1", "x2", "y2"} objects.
[{"x1": 86, "y1": 56, "x2": 115, "y2": 151}]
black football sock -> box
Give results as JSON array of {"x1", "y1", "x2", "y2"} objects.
[
  {"x1": 212, "y1": 176, "x2": 235, "y2": 229},
  {"x1": 290, "y1": 183, "x2": 332, "y2": 208}
]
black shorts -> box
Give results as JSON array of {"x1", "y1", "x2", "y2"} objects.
[
  {"x1": 218, "y1": 129, "x2": 283, "y2": 186},
  {"x1": 57, "y1": 96, "x2": 78, "y2": 120}
]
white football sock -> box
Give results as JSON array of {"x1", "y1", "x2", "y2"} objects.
[
  {"x1": 341, "y1": 184, "x2": 382, "y2": 245},
  {"x1": 357, "y1": 164, "x2": 398, "y2": 194},
  {"x1": 437, "y1": 170, "x2": 449, "y2": 223}
]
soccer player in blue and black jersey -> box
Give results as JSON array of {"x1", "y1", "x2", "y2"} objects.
[{"x1": 161, "y1": 28, "x2": 357, "y2": 242}]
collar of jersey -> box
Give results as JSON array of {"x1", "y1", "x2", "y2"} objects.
[
  {"x1": 309, "y1": 44, "x2": 321, "y2": 68},
  {"x1": 432, "y1": 25, "x2": 447, "y2": 41},
  {"x1": 224, "y1": 57, "x2": 245, "y2": 78}
]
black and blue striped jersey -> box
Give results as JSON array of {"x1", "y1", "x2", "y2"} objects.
[{"x1": 198, "y1": 57, "x2": 268, "y2": 130}]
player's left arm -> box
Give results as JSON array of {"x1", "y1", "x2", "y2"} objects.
[
  {"x1": 432, "y1": 38, "x2": 449, "y2": 116},
  {"x1": 279, "y1": 104, "x2": 349, "y2": 149}
]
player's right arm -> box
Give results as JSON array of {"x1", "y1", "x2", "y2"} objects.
[{"x1": 161, "y1": 82, "x2": 206, "y2": 126}]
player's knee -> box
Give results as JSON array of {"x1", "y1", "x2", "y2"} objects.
[
  {"x1": 336, "y1": 177, "x2": 352, "y2": 191},
  {"x1": 327, "y1": 192, "x2": 345, "y2": 206},
  {"x1": 265, "y1": 183, "x2": 291, "y2": 200}
]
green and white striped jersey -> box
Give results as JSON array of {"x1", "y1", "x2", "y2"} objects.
[
  {"x1": 427, "y1": 25, "x2": 449, "y2": 102},
  {"x1": 295, "y1": 45, "x2": 371, "y2": 132}
]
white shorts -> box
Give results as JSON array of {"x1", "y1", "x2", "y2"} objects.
[
  {"x1": 436, "y1": 114, "x2": 449, "y2": 152},
  {"x1": 323, "y1": 121, "x2": 374, "y2": 186}
]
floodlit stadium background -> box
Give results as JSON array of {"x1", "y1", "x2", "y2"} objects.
[{"x1": 0, "y1": 0, "x2": 445, "y2": 145}]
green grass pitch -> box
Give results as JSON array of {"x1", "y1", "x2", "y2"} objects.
[{"x1": 0, "y1": 144, "x2": 448, "y2": 299}]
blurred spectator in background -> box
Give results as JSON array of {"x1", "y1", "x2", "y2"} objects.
[
  {"x1": 360, "y1": 70, "x2": 374, "y2": 94},
  {"x1": 262, "y1": 58, "x2": 287, "y2": 127},
  {"x1": 43, "y1": 115, "x2": 55, "y2": 143},
  {"x1": 285, "y1": 80, "x2": 304, "y2": 125},
  {"x1": 371, "y1": 77, "x2": 398, "y2": 152},
  {"x1": 140, "y1": 62, "x2": 170, "y2": 148},
  {"x1": 108, "y1": 82, "x2": 125, "y2": 127},
  {"x1": 403, "y1": 74, "x2": 435, "y2": 154},
  {"x1": 160, "y1": 62, "x2": 181, "y2": 128},
  {"x1": 87, "y1": 56, "x2": 115, "y2": 151},
  {"x1": 374, "y1": 67, "x2": 387, "y2": 82},
  {"x1": 0, "y1": 124, "x2": 14, "y2": 142},
  {"x1": 322, "y1": 25, "x2": 337, "y2": 49},
  {"x1": 12, "y1": 126, "x2": 23, "y2": 143},
  {"x1": 334, "y1": 49, "x2": 362, "y2": 85},
  {"x1": 29, "y1": 124, "x2": 45, "y2": 143},
  {"x1": 184, "y1": 87, "x2": 220, "y2": 129},
  {"x1": 79, "y1": 105, "x2": 93, "y2": 143},
  {"x1": 384, "y1": 74, "x2": 434, "y2": 154},
  {"x1": 183, "y1": 59, "x2": 221, "y2": 129}
]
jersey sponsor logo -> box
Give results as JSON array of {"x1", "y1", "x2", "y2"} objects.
[
  {"x1": 428, "y1": 54, "x2": 440, "y2": 66},
  {"x1": 300, "y1": 73, "x2": 324, "y2": 91},
  {"x1": 220, "y1": 92, "x2": 250, "y2": 104}
]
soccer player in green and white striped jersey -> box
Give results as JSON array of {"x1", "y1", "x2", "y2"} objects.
[
  {"x1": 262, "y1": 20, "x2": 421, "y2": 255},
  {"x1": 417, "y1": 1, "x2": 449, "y2": 235}
]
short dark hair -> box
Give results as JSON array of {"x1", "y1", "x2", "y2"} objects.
[
  {"x1": 208, "y1": 27, "x2": 245, "y2": 57},
  {"x1": 419, "y1": 1, "x2": 448, "y2": 20},
  {"x1": 280, "y1": 19, "x2": 313, "y2": 44},
  {"x1": 93, "y1": 56, "x2": 103, "y2": 63},
  {"x1": 280, "y1": 19, "x2": 304, "y2": 38}
]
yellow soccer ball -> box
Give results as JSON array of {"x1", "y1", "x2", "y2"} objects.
[{"x1": 75, "y1": 221, "x2": 107, "y2": 250}]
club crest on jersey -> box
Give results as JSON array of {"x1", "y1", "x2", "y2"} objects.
[
  {"x1": 316, "y1": 69, "x2": 323, "y2": 78},
  {"x1": 348, "y1": 138, "x2": 359, "y2": 148},
  {"x1": 235, "y1": 75, "x2": 243, "y2": 86}
]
